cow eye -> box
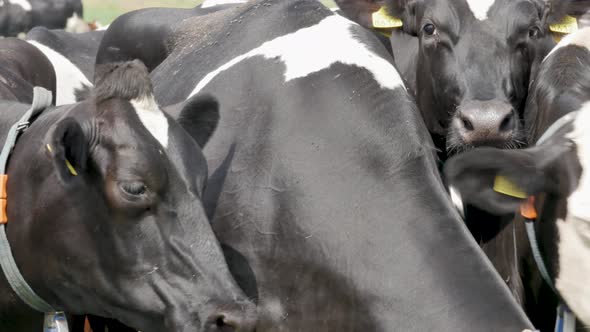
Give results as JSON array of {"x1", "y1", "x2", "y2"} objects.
[
  {"x1": 121, "y1": 182, "x2": 147, "y2": 196},
  {"x1": 528, "y1": 27, "x2": 541, "y2": 39},
  {"x1": 423, "y1": 23, "x2": 437, "y2": 36}
]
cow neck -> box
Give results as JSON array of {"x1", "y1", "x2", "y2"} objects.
[{"x1": 0, "y1": 87, "x2": 56, "y2": 314}]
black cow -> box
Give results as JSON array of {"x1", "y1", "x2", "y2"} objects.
[
  {"x1": 0, "y1": 38, "x2": 56, "y2": 104},
  {"x1": 95, "y1": 2, "x2": 241, "y2": 73},
  {"x1": 0, "y1": 60, "x2": 256, "y2": 332},
  {"x1": 100, "y1": 1, "x2": 534, "y2": 330},
  {"x1": 0, "y1": 0, "x2": 83, "y2": 37},
  {"x1": 26, "y1": 28, "x2": 104, "y2": 105},
  {"x1": 446, "y1": 27, "x2": 590, "y2": 329},
  {"x1": 337, "y1": 0, "x2": 590, "y2": 157}
]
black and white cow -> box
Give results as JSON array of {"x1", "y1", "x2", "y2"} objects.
[
  {"x1": 0, "y1": 37, "x2": 56, "y2": 104},
  {"x1": 95, "y1": 0, "x2": 245, "y2": 73},
  {"x1": 26, "y1": 27, "x2": 104, "y2": 105},
  {"x1": 446, "y1": 27, "x2": 590, "y2": 329},
  {"x1": 0, "y1": 60, "x2": 256, "y2": 332},
  {"x1": 336, "y1": 0, "x2": 590, "y2": 156},
  {"x1": 0, "y1": 0, "x2": 83, "y2": 37},
  {"x1": 100, "y1": 0, "x2": 535, "y2": 330}
]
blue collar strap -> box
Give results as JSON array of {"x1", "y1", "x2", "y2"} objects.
[{"x1": 0, "y1": 87, "x2": 55, "y2": 312}]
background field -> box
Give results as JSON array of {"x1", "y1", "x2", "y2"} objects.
[{"x1": 83, "y1": 0, "x2": 336, "y2": 24}]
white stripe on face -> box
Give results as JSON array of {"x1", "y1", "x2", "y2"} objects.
[
  {"x1": 189, "y1": 14, "x2": 405, "y2": 97},
  {"x1": 465, "y1": 0, "x2": 495, "y2": 21},
  {"x1": 6, "y1": 0, "x2": 31, "y2": 11},
  {"x1": 131, "y1": 95, "x2": 169, "y2": 149},
  {"x1": 27, "y1": 41, "x2": 93, "y2": 106},
  {"x1": 200, "y1": 0, "x2": 247, "y2": 8}
]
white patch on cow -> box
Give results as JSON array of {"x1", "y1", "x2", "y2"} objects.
[
  {"x1": 554, "y1": 102, "x2": 590, "y2": 325},
  {"x1": 555, "y1": 217, "x2": 590, "y2": 325},
  {"x1": 545, "y1": 27, "x2": 590, "y2": 61},
  {"x1": 200, "y1": 0, "x2": 247, "y2": 8},
  {"x1": 65, "y1": 13, "x2": 91, "y2": 34},
  {"x1": 131, "y1": 95, "x2": 169, "y2": 148},
  {"x1": 189, "y1": 15, "x2": 404, "y2": 97},
  {"x1": 566, "y1": 102, "x2": 590, "y2": 222},
  {"x1": 466, "y1": 0, "x2": 495, "y2": 21},
  {"x1": 449, "y1": 186, "x2": 465, "y2": 219},
  {"x1": 6, "y1": 0, "x2": 31, "y2": 11},
  {"x1": 27, "y1": 41, "x2": 93, "y2": 106}
]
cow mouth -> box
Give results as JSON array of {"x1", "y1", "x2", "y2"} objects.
[{"x1": 445, "y1": 133, "x2": 525, "y2": 156}]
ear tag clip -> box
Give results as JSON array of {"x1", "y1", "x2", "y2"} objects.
[
  {"x1": 493, "y1": 175, "x2": 528, "y2": 199},
  {"x1": 549, "y1": 15, "x2": 578, "y2": 34},
  {"x1": 46, "y1": 144, "x2": 77, "y2": 176},
  {"x1": 372, "y1": 7, "x2": 403, "y2": 29}
]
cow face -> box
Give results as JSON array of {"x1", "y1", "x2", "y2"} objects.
[
  {"x1": 336, "y1": 0, "x2": 590, "y2": 154},
  {"x1": 7, "y1": 61, "x2": 255, "y2": 331},
  {"x1": 443, "y1": 103, "x2": 590, "y2": 325}
]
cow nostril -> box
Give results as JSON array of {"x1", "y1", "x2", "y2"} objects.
[
  {"x1": 461, "y1": 116, "x2": 474, "y2": 131},
  {"x1": 499, "y1": 112, "x2": 515, "y2": 132}
]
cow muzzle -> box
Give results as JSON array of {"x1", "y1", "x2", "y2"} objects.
[{"x1": 450, "y1": 100, "x2": 519, "y2": 149}]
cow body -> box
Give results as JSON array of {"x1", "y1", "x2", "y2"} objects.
[
  {"x1": 100, "y1": 1, "x2": 534, "y2": 330},
  {"x1": 26, "y1": 28, "x2": 104, "y2": 105},
  {"x1": 0, "y1": 60, "x2": 256, "y2": 332},
  {"x1": 0, "y1": 38, "x2": 56, "y2": 104},
  {"x1": 446, "y1": 27, "x2": 590, "y2": 329},
  {"x1": 0, "y1": 0, "x2": 82, "y2": 37}
]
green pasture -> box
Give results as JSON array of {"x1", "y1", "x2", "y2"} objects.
[{"x1": 83, "y1": 0, "x2": 336, "y2": 24}]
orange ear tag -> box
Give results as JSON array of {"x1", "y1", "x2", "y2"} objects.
[{"x1": 520, "y1": 196, "x2": 538, "y2": 220}]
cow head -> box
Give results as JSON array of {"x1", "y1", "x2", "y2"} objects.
[
  {"x1": 444, "y1": 105, "x2": 590, "y2": 325},
  {"x1": 336, "y1": 0, "x2": 590, "y2": 155},
  {"x1": 6, "y1": 60, "x2": 256, "y2": 331}
]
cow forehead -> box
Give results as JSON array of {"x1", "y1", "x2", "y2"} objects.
[{"x1": 465, "y1": 0, "x2": 496, "y2": 21}]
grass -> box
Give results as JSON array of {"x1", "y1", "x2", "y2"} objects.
[{"x1": 83, "y1": 0, "x2": 336, "y2": 24}]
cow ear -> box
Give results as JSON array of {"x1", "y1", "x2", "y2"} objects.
[
  {"x1": 545, "y1": 0, "x2": 590, "y2": 24},
  {"x1": 334, "y1": 0, "x2": 388, "y2": 28},
  {"x1": 172, "y1": 94, "x2": 220, "y2": 148},
  {"x1": 47, "y1": 117, "x2": 88, "y2": 183},
  {"x1": 335, "y1": 0, "x2": 420, "y2": 34},
  {"x1": 444, "y1": 147, "x2": 546, "y2": 215}
]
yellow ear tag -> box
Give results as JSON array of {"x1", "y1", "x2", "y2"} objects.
[
  {"x1": 48, "y1": 143, "x2": 77, "y2": 176},
  {"x1": 549, "y1": 15, "x2": 578, "y2": 34},
  {"x1": 493, "y1": 175, "x2": 527, "y2": 199},
  {"x1": 372, "y1": 7, "x2": 403, "y2": 29},
  {"x1": 65, "y1": 159, "x2": 78, "y2": 176}
]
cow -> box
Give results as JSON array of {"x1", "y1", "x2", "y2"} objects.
[
  {"x1": 445, "y1": 27, "x2": 590, "y2": 330},
  {"x1": 0, "y1": 60, "x2": 256, "y2": 332},
  {"x1": 98, "y1": 0, "x2": 535, "y2": 330},
  {"x1": 336, "y1": 0, "x2": 590, "y2": 308},
  {"x1": 0, "y1": 0, "x2": 83, "y2": 37},
  {"x1": 0, "y1": 38, "x2": 56, "y2": 104},
  {"x1": 95, "y1": 1, "x2": 243, "y2": 73},
  {"x1": 26, "y1": 28, "x2": 104, "y2": 105}
]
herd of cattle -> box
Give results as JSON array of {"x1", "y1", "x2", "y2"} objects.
[{"x1": 0, "y1": 0, "x2": 589, "y2": 331}]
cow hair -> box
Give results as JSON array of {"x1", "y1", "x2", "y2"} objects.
[{"x1": 94, "y1": 60, "x2": 153, "y2": 103}]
